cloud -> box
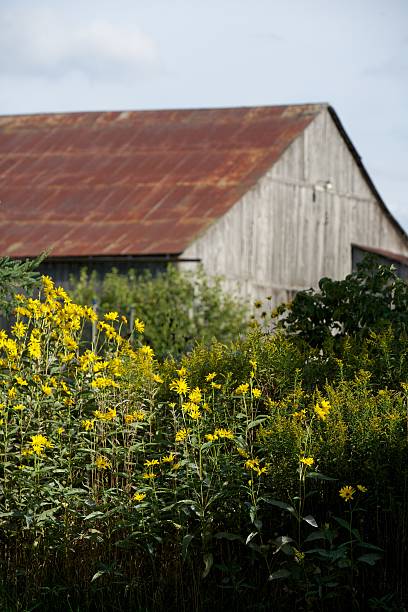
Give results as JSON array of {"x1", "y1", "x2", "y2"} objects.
[{"x1": 0, "y1": 5, "x2": 160, "y2": 79}]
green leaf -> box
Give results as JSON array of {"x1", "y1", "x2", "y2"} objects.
[
  {"x1": 247, "y1": 417, "x2": 268, "y2": 430},
  {"x1": 306, "y1": 472, "x2": 337, "y2": 481},
  {"x1": 246, "y1": 532, "x2": 258, "y2": 545},
  {"x1": 269, "y1": 569, "x2": 291, "y2": 580},
  {"x1": 333, "y1": 516, "x2": 351, "y2": 531},
  {"x1": 262, "y1": 498, "x2": 296, "y2": 515},
  {"x1": 202, "y1": 552, "x2": 213, "y2": 578},
  {"x1": 357, "y1": 553, "x2": 382, "y2": 566},
  {"x1": 84, "y1": 511, "x2": 105, "y2": 521},
  {"x1": 357, "y1": 542, "x2": 383, "y2": 552},
  {"x1": 303, "y1": 514, "x2": 318, "y2": 528},
  {"x1": 91, "y1": 570, "x2": 107, "y2": 582},
  {"x1": 214, "y1": 532, "x2": 243, "y2": 542},
  {"x1": 304, "y1": 530, "x2": 329, "y2": 543}
]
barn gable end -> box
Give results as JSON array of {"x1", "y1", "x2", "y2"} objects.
[{"x1": 182, "y1": 107, "x2": 408, "y2": 305}]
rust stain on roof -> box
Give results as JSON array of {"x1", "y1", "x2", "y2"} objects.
[{"x1": 0, "y1": 105, "x2": 322, "y2": 257}]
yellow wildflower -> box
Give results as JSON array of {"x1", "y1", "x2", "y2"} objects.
[
  {"x1": 41, "y1": 275, "x2": 55, "y2": 294},
  {"x1": 133, "y1": 492, "x2": 146, "y2": 502},
  {"x1": 15, "y1": 306, "x2": 30, "y2": 317},
  {"x1": 15, "y1": 376, "x2": 28, "y2": 386},
  {"x1": 42, "y1": 384, "x2": 52, "y2": 396},
  {"x1": 211, "y1": 382, "x2": 221, "y2": 389},
  {"x1": 95, "y1": 455, "x2": 111, "y2": 470},
  {"x1": 144, "y1": 459, "x2": 160, "y2": 467},
  {"x1": 79, "y1": 350, "x2": 99, "y2": 370},
  {"x1": 57, "y1": 427, "x2": 64, "y2": 435},
  {"x1": 357, "y1": 484, "x2": 368, "y2": 493},
  {"x1": 314, "y1": 400, "x2": 330, "y2": 421},
  {"x1": 161, "y1": 453, "x2": 175, "y2": 463},
  {"x1": 28, "y1": 331, "x2": 41, "y2": 360},
  {"x1": 300, "y1": 457, "x2": 314, "y2": 467},
  {"x1": 206, "y1": 428, "x2": 234, "y2": 442},
  {"x1": 30, "y1": 434, "x2": 53, "y2": 456},
  {"x1": 14, "y1": 404, "x2": 25, "y2": 411},
  {"x1": 142, "y1": 472, "x2": 157, "y2": 480},
  {"x1": 175, "y1": 428, "x2": 189, "y2": 443},
  {"x1": 124, "y1": 410, "x2": 145, "y2": 424},
  {"x1": 5, "y1": 339, "x2": 18, "y2": 359},
  {"x1": 62, "y1": 334, "x2": 78, "y2": 351},
  {"x1": 11, "y1": 321, "x2": 27, "y2": 339},
  {"x1": 339, "y1": 485, "x2": 355, "y2": 502},
  {"x1": 205, "y1": 372, "x2": 217, "y2": 382},
  {"x1": 91, "y1": 377, "x2": 119, "y2": 389},
  {"x1": 176, "y1": 367, "x2": 187, "y2": 377},
  {"x1": 189, "y1": 387, "x2": 202, "y2": 404},
  {"x1": 104, "y1": 311, "x2": 119, "y2": 321},
  {"x1": 252, "y1": 388, "x2": 261, "y2": 398},
  {"x1": 293, "y1": 409, "x2": 306, "y2": 420},
  {"x1": 182, "y1": 401, "x2": 201, "y2": 419},
  {"x1": 140, "y1": 345, "x2": 154, "y2": 358},
  {"x1": 60, "y1": 381, "x2": 71, "y2": 395},
  {"x1": 82, "y1": 419, "x2": 95, "y2": 431},
  {"x1": 245, "y1": 458, "x2": 269, "y2": 476},
  {"x1": 170, "y1": 378, "x2": 189, "y2": 396},
  {"x1": 98, "y1": 321, "x2": 118, "y2": 340},
  {"x1": 235, "y1": 383, "x2": 249, "y2": 395},
  {"x1": 134, "y1": 318, "x2": 145, "y2": 333},
  {"x1": 215, "y1": 428, "x2": 234, "y2": 439},
  {"x1": 8, "y1": 387, "x2": 17, "y2": 399},
  {"x1": 93, "y1": 408, "x2": 117, "y2": 421},
  {"x1": 153, "y1": 373, "x2": 164, "y2": 383}
]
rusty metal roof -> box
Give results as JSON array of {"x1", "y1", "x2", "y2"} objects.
[{"x1": 0, "y1": 105, "x2": 322, "y2": 257}]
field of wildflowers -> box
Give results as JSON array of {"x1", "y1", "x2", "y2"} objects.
[{"x1": 0, "y1": 273, "x2": 407, "y2": 611}]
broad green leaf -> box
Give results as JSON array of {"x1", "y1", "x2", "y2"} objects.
[
  {"x1": 306, "y1": 472, "x2": 337, "y2": 481},
  {"x1": 303, "y1": 515, "x2": 318, "y2": 528},
  {"x1": 84, "y1": 511, "x2": 105, "y2": 521},
  {"x1": 246, "y1": 532, "x2": 258, "y2": 545},
  {"x1": 202, "y1": 552, "x2": 213, "y2": 578},
  {"x1": 262, "y1": 498, "x2": 296, "y2": 515},
  {"x1": 357, "y1": 553, "x2": 382, "y2": 565},
  {"x1": 269, "y1": 569, "x2": 291, "y2": 580}
]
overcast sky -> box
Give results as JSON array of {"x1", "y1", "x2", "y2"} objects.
[{"x1": 1, "y1": 0, "x2": 407, "y2": 229}]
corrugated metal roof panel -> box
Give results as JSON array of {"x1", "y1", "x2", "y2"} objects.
[{"x1": 0, "y1": 105, "x2": 323, "y2": 257}]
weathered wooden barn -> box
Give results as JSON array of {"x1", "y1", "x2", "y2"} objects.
[{"x1": 0, "y1": 104, "x2": 407, "y2": 305}]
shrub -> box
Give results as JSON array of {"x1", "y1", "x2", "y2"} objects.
[
  {"x1": 0, "y1": 254, "x2": 45, "y2": 317},
  {"x1": 69, "y1": 265, "x2": 249, "y2": 358},
  {"x1": 275, "y1": 256, "x2": 408, "y2": 346}
]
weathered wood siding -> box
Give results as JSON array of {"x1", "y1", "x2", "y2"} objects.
[{"x1": 182, "y1": 108, "x2": 408, "y2": 306}]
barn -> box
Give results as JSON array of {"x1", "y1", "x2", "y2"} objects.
[{"x1": 0, "y1": 104, "x2": 407, "y2": 305}]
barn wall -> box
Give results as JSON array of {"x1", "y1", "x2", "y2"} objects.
[{"x1": 182, "y1": 108, "x2": 408, "y2": 306}]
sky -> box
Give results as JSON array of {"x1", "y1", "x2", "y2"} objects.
[{"x1": 0, "y1": 0, "x2": 407, "y2": 229}]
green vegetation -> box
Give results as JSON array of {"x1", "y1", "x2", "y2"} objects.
[
  {"x1": 70, "y1": 265, "x2": 249, "y2": 358},
  {"x1": 0, "y1": 258, "x2": 407, "y2": 611},
  {"x1": 0, "y1": 254, "x2": 45, "y2": 316}
]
